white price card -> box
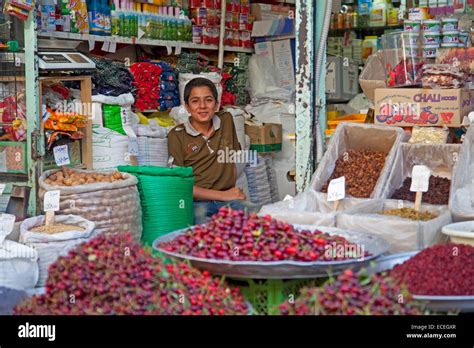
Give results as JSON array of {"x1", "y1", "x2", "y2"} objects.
[
  {"x1": 0, "y1": 183, "x2": 5, "y2": 195},
  {"x1": 44, "y1": 190, "x2": 61, "y2": 212},
  {"x1": 410, "y1": 165, "x2": 431, "y2": 192},
  {"x1": 0, "y1": 213, "x2": 16, "y2": 235},
  {"x1": 101, "y1": 41, "x2": 111, "y2": 52},
  {"x1": 88, "y1": 38, "x2": 95, "y2": 51},
  {"x1": 128, "y1": 138, "x2": 139, "y2": 156},
  {"x1": 327, "y1": 176, "x2": 346, "y2": 202},
  {"x1": 108, "y1": 41, "x2": 117, "y2": 53},
  {"x1": 53, "y1": 145, "x2": 70, "y2": 166}
]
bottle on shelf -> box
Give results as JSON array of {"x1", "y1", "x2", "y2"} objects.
[{"x1": 370, "y1": 0, "x2": 387, "y2": 27}]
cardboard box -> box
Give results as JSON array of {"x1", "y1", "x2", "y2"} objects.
[
  {"x1": 374, "y1": 88, "x2": 474, "y2": 127},
  {"x1": 245, "y1": 122, "x2": 282, "y2": 153},
  {"x1": 0, "y1": 141, "x2": 27, "y2": 174},
  {"x1": 250, "y1": 3, "x2": 291, "y2": 21}
]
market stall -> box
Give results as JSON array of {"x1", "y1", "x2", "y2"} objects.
[{"x1": 0, "y1": 0, "x2": 474, "y2": 319}]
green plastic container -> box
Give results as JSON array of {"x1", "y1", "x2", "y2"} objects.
[
  {"x1": 230, "y1": 278, "x2": 322, "y2": 315},
  {"x1": 118, "y1": 166, "x2": 194, "y2": 246}
]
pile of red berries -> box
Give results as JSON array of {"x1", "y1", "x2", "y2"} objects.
[
  {"x1": 391, "y1": 243, "x2": 474, "y2": 296},
  {"x1": 159, "y1": 208, "x2": 369, "y2": 262},
  {"x1": 279, "y1": 269, "x2": 425, "y2": 315},
  {"x1": 14, "y1": 233, "x2": 248, "y2": 315}
]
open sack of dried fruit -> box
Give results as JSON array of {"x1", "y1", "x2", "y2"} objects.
[
  {"x1": 20, "y1": 215, "x2": 95, "y2": 287},
  {"x1": 450, "y1": 127, "x2": 474, "y2": 222},
  {"x1": 313, "y1": 123, "x2": 407, "y2": 201},
  {"x1": 336, "y1": 199, "x2": 451, "y2": 254},
  {"x1": 38, "y1": 168, "x2": 142, "y2": 242},
  {"x1": 381, "y1": 143, "x2": 460, "y2": 206}
]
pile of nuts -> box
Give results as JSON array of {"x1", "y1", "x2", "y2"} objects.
[
  {"x1": 380, "y1": 208, "x2": 438, "y2": 221},
  {"x1": 279, "y1": 269, "x2": 425, "y2": 315},
  {"x1": 321, "y1": 149, "x2": 387, "y2": 198},
  {"x1": 391, "y1": 175, "x2": 451, "y2": 205},
  {"x1": 14, "y1": 232, "x2": 249, "y2": 315},
  {"x1": 44, "y1": 169, "x2": 126, "y2": 187},
  {"x1": 31, "y1": 223, "x2": 85, "y2": 234},
  {"x1": 391, "y1": 243, "x2": 474, "y2": 296}
]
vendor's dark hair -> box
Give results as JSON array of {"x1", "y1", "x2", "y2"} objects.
[{"x1": 184, "y1": 78, "x2": 218, "y2": 104}]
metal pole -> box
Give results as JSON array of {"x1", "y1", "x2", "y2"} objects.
[
  {"x1": 24, "y1": 11, "x2": 41, "y2": 215},
  {"x1": 295, "y1": 0, "x2": 315, "y2": 192},
  {"x1": 217, "y1": 0, "x2": 227, "y2": 69}
]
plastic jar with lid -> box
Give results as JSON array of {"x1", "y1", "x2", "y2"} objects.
[{"x1": 362, "y1": 36, "x2": 378, "y2": 64}]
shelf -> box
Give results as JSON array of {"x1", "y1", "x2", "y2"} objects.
[
  {"x1": 38, "y1": 32, "x2": 255, "y2": 53},
  {"x1": 329, "y1": 25, "x2": 403, "y2": 35}
]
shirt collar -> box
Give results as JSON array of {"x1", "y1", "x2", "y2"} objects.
[{"x1": 184, "y1": 115, "x2": 221, "y2": 137}]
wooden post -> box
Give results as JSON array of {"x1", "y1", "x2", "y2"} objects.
[
  {"x1": 45, "y1": 211, "x2": 55, "y2": 226},
  {"x1": 414, "y1": 191, "x2": 422, "y2": 212}
]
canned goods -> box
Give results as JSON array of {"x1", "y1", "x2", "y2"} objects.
[
  {"x1": 423, "y1": 45, "x2": 438, "y2": 58},
  {"x1": 422, "y1": 19, "x2": 441, "y2": 32},
  {"x1": 404, "y1": 20, "x2": 421, "y2": 32},
  {"x1": 442, "y1": 30, "x2": 459, "y2": 44},
  {"x1": 192, "y1": 25, "x2": 203, "y2": 44},
  {"x1": 239, "y1": 13, "x2": 248, "y2": 30},
  {"x1": 423, "y1": 32, "x2": 441, "y2": 45},
  {"x1": 441, "y1": 18, "x2": 459, "y2": 31},
  {"x1": 240, "y1": 30, "x2": 251, "y2": 48}
]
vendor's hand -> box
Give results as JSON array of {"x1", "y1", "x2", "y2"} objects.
[{"x1": 222, "y1": 187, "x2": 246, "y2": 201}]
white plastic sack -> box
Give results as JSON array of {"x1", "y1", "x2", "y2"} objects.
[
  {"x1": 170, "y1": 105, "x2": 191, "y2": 125},
  {"x1": 38, "y1": 169, "x2": 142, "y2": 242},
  {"x1": 259, "y1": 188, "x2": 373, "y2": 226},
  {"x1": 91, "y1": 93, "x2": 135, "y2": 106},
  {"x1": 311, "y1": 123, "x2": 408, "y2": 199},
  {"x1": 178, "y1": 72, "x2": 222, "y2": 106},
  {"x1": 137, "y1": 137, "x2": 168, "y2": 167},
  {"x1": 247, "y1": 55, "x2": 291, "y2": 102},
  {"x1": 0, "y1": 240, "x2": 39, "y2": 290},
  {"x1": 92, "y1": 126, "x2": 133, "y2": 171},
  {"x1": 20, "y1": 215, "x2": 95, "y2": 287},
  {"x1": 450, "y1": 127, "x2": 474, "y2": 222},
  {"x1": 337, "y1": 199, "x2": 451, "y2": 254},
  {"x1": 382, "y1": 143, "x2": 460, "y2": 200}
]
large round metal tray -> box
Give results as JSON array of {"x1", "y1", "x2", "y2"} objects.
[
  {"x1": 368, "y1": 252, "x2": 474, "y2": 313},
  {"x1": 153, "y1": 225, "x2": 390, "y2": 279}
]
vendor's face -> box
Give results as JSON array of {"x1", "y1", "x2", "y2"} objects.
[{"x1": 186, "y1": 86, "x2": 218, "y2": 124}]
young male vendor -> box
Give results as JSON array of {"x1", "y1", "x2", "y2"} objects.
[{"x1": 167, "y1": 77, "x2": 259, "y2": 224}]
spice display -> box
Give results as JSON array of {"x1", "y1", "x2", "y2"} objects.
[
  {"x1": 391, "y1": 175, "x2": 451, "y2": 205},
  {"x1": 408, "y1": 126, "x2": 449, "y2": 144},
  {"x1": 30, "y1": 223, "x2": 85, "y2": 234},
  {"x1": 279, "y1": 269, "x2": 424, "y2": 315},
  {"x1": 159, "y1": 207, "x2": 369, "y2": 262},
  {"x1": 379, "y1": 208, "x2": 438, "y2": 221},
  {"x1": 421, "y1": 64, "x2": 466, "y2": 89},
  {"x1": 14, "y1": 233, "x2": 249, "y2": 315},
  {"x1": 44, "y1": 169, "x2": 125, "y2": 186},
  {"x1": 321, "y1": 149, "x2": 387, "y2": 198},
  {"x1": 391, "y1": 243, "x2": 474, "y2": 296}
]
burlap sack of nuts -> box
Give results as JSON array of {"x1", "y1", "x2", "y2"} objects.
[
  {"x1": 382, "y1": 143, "x2": 460, "y2": 205},
  {"x1": 312, "y1": 123, "x2": 407, "y2": 204},
  {"x1": 450, "y1": 127, "x2": 474, "y2": 222},
  {"x1": 337, "y1": 199, "x2": 451, "y2": 254},
  {"x1": 39, "y1": 169, "x2": 142, "y2": 242}
]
